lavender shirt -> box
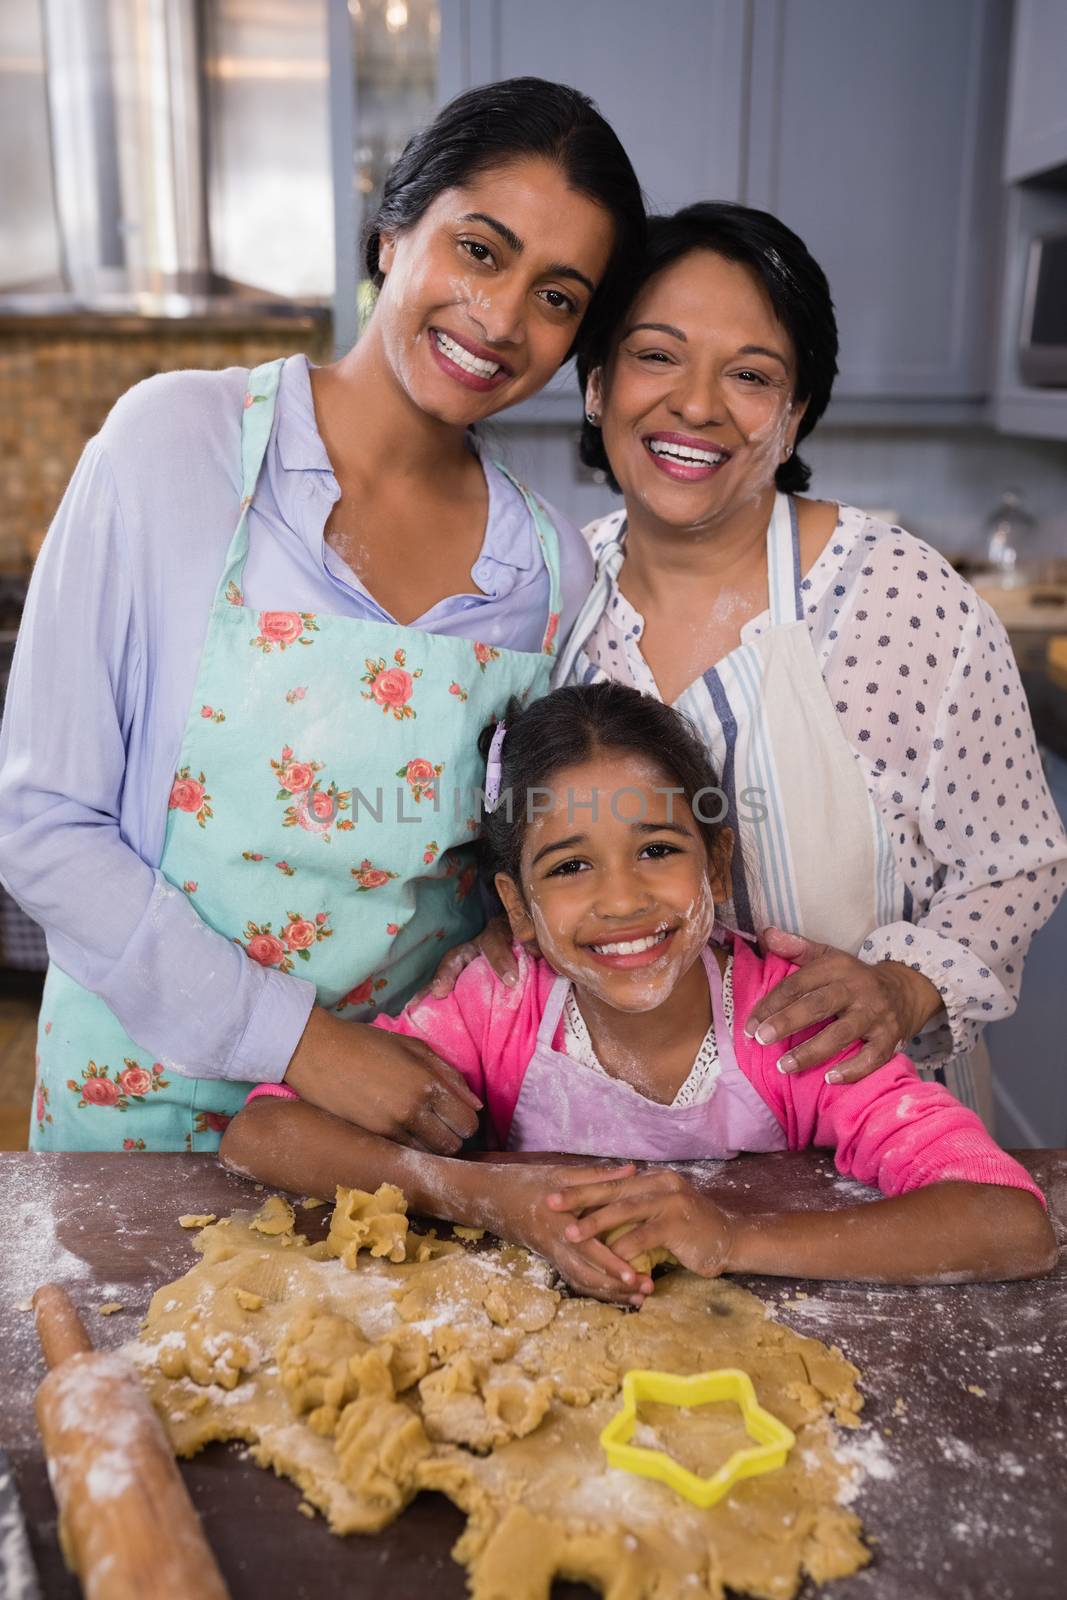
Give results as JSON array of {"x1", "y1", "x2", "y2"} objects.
[{"x1": 0, "y1": 355, "x2": 592, "y2": 1082}]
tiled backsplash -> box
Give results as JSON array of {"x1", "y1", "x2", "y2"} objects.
[{"x1": 0, "y1": 316, "x2": 331, "y2": 571}]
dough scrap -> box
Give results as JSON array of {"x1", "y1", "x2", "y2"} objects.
[
  {"x1": 178, "y1": 1213, "x2": 217, "y2": 1229},
  {"x1": 249, "y1": 1195, "x2": 296, "y2": 1237},
  {"x1": 326, "y1": 1182, "x2": 409, "y2": 1265},
  {"x1": 131, "y1": 1183, "x2": 870, "y2": 1598}
]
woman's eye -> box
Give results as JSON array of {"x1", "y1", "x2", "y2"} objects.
[
  {"x1": 734, "y1": 369, "x2": 770, "y2": 385},
  {"x1": 460, "y1": 239, "x2": 494, "y2": 265},
  {"x1": 636, "y1": 349, "x2": 672, "y2": 364},
  {"x1": 539, "y1": 288, "x2": 577, "y2": 314}
]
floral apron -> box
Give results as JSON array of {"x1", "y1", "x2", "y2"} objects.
[
  {"x1": 506, "y1": 946, "x2": 784, "y2": 1159},
  {"x1": 553, "y1": 492, "x2": 989, "y2": 1122},
  {"x1": 31, "y1": 357, "x2": 561, "y2": 1152}
]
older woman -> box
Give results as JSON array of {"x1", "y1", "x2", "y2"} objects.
[{"x1": 443, "y1": 203, "x2": 1067, "y2": 1123}]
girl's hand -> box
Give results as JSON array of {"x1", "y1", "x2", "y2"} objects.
[
  {"x1": 501, "y1": 1162, "x2": 653, "y2": 1306},
  {"x1": 546, "y1": 1168, "x2": 736, "y2": 1279},
  {"x1": 284, "y1": 1008, "x2": 482, "y2": 1155},
  {"x1": 744, "y1": 927, "x2": 943, "y2": 1083},
  {"x1": 427, "y1": 915, "x2": 537, "y2": 998}
]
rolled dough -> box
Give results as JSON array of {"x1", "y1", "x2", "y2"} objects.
[{"x1": 128, "y1": 1188, "x2": 870, "y2": 1599}]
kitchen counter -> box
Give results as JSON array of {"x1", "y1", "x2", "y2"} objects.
[{"x1": 2, "y1": 1150, "x2": 1065, "y2": 1599}]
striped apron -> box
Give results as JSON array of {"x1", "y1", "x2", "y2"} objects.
[{"x1": 553, "y1": 492, "x2": 990, "y2": 1123}]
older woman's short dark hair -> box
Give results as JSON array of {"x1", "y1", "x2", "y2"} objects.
[{"x1": 577, "y1": 202, "x2": 839, "y2": 495}]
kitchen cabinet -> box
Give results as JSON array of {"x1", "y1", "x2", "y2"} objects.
[
  {"x1": 1003, "y1": 0, "x2": 1067, "y2": 182},
  {"x1": 743, "y1": 0, "x2": 1007, "y2": 407},
  {"x1": 988, "y1": 745, "x2": 1067, "y2": 1148},
  {"x1": 438, "y1": 0, "x2": 1009, "y2": 420}
]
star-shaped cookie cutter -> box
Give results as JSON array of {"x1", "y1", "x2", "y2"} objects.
[{"x1": 599, "y1": 1367, "x2": 796, "y2": 1508}]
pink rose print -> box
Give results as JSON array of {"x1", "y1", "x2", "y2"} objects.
[
  {"x1": 225, "y1": 580, "x2": 244, "y2": 607},
  {"x1": 473, "y1": 641, "x2": 501, "y2": 672},
  {"x1": 275, "y1": 860, "x2": 295, "y2": 877},
  {"x1": 543, "y1": 610, "x2": 560, "y2": 654},
  {"x1": 246, "y1": 931, "x2": 286, "y2": 967},
  {"x1": 270, "y1": 747, "x2": 350, "y2": 840},
  {"x1": 315, "y1": 912, "x2": 328, "y2": 925},
  {"x1": 335, "y1": 975, "x2": 388, "y2": 1012},
  {"x1": 285, "y1": 685, "x2": 308, "y2": 705},
  {"x1": 243, "y1": 391, "x2": 268, "y2": 410},
  {"x1": 183, "y1": 881, "x2": 198, "y2": 894},
  {"x1": 280, "y1": 760, "x2": 315, "y2": 792},
  {"x1": 169, "y1": 767, "x2": 212, "y2": 827},
  {"x1": 81, "y1": 1075, "x2": 120, "y2": 1107},
  {"x1": 200, "y1": 705, "x2": 225, "y2": 723},
  {"x1": 195, "y1": 1111, "x2": 232, "y2": 1135},
  {"x1": 241, "y1": 914, "x2": 332, "y2": 973},
  {"x1": 386, "y1": 922, "x2": 400, "y2": 935},
  {"x1": 35, "y1": 1081, "x2": 52, "y2": 1130},
  {"x1": 66, "y1": 1058, "x2": 168, "y2": 1111},
  {"x1": 44, "y1": 1020, "x2": 52, "y2": 1035},
  {"x1": 397, "y1": 756, "x2": 444, "y2": 804},
  {"x1": 242, "y1": 851, "x2": 265, "y2": 862},
  {"x1": 351, "y1": 859, "x2": 399, "y2": 892},
  {"x1": 251, "y1": 611, "x2": 319, "y2": 653},
  {"x1": 449, "y1": 681, "x2": 469, "y2": 703},
  {"x1": 123, "y1": 1137, "x2": 147, "y2": 1152},
  {"x1": 456, "y1": 864, "x2": 478, "y2": 901},
  {"x1": 119, "y1": 1065, "x2": 154, "y2": 1099},
  {"x1": 361, "y1": 648, "x2": 423, "y2": 720},
  {"x1": 422, "y1": 840, "x2": 440, "y2": 865},
  {"x1": 284, "y1": 918, "x2": 316, "y2": 951}
]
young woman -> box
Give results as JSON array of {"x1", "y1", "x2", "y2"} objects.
[
  {"x1": 0, "y1": 78, "x2": 644, "y2": 1153},
  {"x1": 221, "y1": 685, "x2": 1055, "y2": 1304},
  {"x1": 438, "y1": 204, "x2": 1067, "y2": 1128}
]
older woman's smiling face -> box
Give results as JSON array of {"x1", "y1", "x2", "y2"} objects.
[{"x1": 589, "y1": 249, "x2": 806, "y2": 532}]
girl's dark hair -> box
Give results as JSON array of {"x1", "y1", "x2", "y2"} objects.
[
  {"x1": 577, "y1": 201, "x2": 839, "y2": 494},
  {"x1": 478, "y1": 682, "x2": 727, "y2": 885},
  {"x1": 364, "y1": 77, "x2": 646, "y2": 366}
]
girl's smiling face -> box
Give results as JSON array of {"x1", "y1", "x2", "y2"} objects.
[
  {"x1": 495, "y1": 749, "x2": 730, "y2": 1013},
  {"x1": 374, "y1": 155, "x2": 615, "y2": 427},
  {"x1": 587, "y1": 248, "x2": 806, "y2": 533}
]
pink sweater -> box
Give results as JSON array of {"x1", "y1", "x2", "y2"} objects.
[{"x1": 250, "y1": 937, "x2": 1043, "y2": 1204}]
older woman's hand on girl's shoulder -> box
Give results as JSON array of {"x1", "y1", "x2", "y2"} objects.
[
  {"x1": 546, "y1": 1167, "x2": 737, "y2": 1281},
  {"x1": 501, "y1": 1161, "x2": 653, "y2": 1306},
  {"x1": 744, "y1": 927, "x2": 944, "y2": 1083},
  {"x1": 426, "y1": 914, "x2": 539, "y2": 998}
]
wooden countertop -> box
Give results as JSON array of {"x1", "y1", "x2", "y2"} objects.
[{"x1": 2, "y1": 1150, "x2": 1065, "y2": 1599}]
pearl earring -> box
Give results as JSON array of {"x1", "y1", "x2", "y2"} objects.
[
  {"x1": 784, "y1": 444, "x2": 793, "y2": 459},
  {"x1": 585, "y1": 410, "x2": 599, "y2": 425}
]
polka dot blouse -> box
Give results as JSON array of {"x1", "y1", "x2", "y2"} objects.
[{"x1": 580, "y1": 504, "x2": 1067, "y2": 1067}]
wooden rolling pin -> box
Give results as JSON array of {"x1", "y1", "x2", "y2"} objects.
[{"x1": 33, "y1": 1283, "x2": 230, "y2": 1600}]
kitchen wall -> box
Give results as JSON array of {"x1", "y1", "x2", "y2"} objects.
[{"x1": 492, "y1": 419, "x2": 1067, "y2": 560}]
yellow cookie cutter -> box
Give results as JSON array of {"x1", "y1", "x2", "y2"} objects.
[{"x1": 599, "y1": 1368, "x2": 795, "y2": 1509}]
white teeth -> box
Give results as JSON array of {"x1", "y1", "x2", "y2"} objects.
[
  {"x1": 648, "y1": 440, "x2": 725, "y2": 466},
  {"x1": 591, "y1": 930, "x2": 671, "y2": 956},
  {"x1": 434, "y1": 330, "x2": 501, "y2": 378}
]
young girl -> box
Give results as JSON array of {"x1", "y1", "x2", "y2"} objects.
[{"x1": 221, "y1": 684, "x2": 1056, "y2": 1304}]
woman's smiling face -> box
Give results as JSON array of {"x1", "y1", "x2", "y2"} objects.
[
  {"x1": 588, "y1": 248, "x2": 806, "y2": 531},
  {"x1": 495, "y1": 749, "x2": 728, "y2": 1014},
  {"x1": 374, "y1": 155, "x2": 615, "y2": 427}
]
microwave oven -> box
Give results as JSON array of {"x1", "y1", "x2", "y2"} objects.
[{"x1": 1019, "y1": 233, "x2": 1067, "y2": 387}]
